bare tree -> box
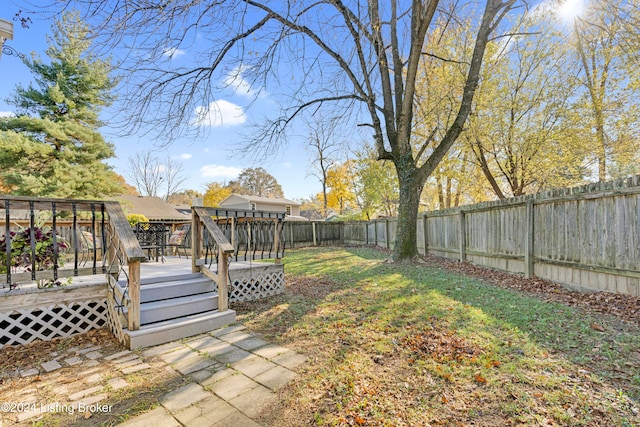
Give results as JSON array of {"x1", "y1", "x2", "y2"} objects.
[
  {"x1": 305, "y1": 116, "x2": 344, "y2": 216},
  {"x1": 127, "y1": 150, "x2": 187, "y2": 201},
  {"x1": 65, "y1": 0, "x2": 520, "y2": 261}
]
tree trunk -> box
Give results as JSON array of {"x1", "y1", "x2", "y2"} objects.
[{"x1": 391, "y1": 163, "x2": 424, "y2": 262}]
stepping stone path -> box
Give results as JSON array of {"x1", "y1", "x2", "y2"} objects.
[{"x1": 0, "y1": 324, "x2": 305, "y2": 426}]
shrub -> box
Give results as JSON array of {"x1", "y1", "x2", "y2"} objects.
[
  {"x1": 127, "y1": 213, "x2": 148, "y2": 227},
  {"x1": 0, "y1": 221, "x2": 69, "y2": 288}
]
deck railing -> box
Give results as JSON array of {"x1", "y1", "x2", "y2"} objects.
[
  {"x1": 0, "y1": 195, "x2": 146, "y2": 332},
  {"x1": 197, "y1": 208, "x2": 286, "y2": 263},
  {"x1": 103, "y1": 202, "x2": 146, "y2": 331},
  {"x1": 192, "y1": 207, "x2": 235, "y2": 312},
  {"x1": 0, "y1": 196, "x2": 109, "y2": 288}
]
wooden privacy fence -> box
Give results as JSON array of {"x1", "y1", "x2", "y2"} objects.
[{"x1": 285, "y1": 176, "x2": 640, "y2": 297}]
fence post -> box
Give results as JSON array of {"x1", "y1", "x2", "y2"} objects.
[
  {"x1": 374, "y1": 220, "x2": 378, "y2": 247},
  {"x1": 459, "y1": 210, "x2": 466, "y2": 262},
  {"x1": 524, "y1": 199, "x2": 535, "y2": 278},
  {"x1": 312, "y1": 221, "x2": 317, "y2": 246},
  {"x1": 385, "y1": 219, "x2": 390, "y2": 249},
  {"x1": 423, "y1": 214, "x2": 428, "y2": 256},
  {"x1": 289, "y1": 222, "x2": 294, "y2": 249},
  {"x1": 365, "y1": 221, "x2": 369, "y2": 245}
]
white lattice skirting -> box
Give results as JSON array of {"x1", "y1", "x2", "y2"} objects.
[
  {"x1": 0, "y1": 300, "x2": 107, "y2": 348},
  {"x1": 215, "y1": 264, "x2": 285, "y2": 303}
]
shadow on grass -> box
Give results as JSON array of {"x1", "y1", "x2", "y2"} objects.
[{"x1": 234, "y1": 246, "x2": 640, "y2": 426}]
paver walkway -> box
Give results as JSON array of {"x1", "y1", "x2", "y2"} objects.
[{"x1": 1, "y1": 325, "x2": 306, "y2": 426}]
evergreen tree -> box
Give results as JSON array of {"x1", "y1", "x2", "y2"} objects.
[{"x1": 0, "y1": 11, "x2": 123, "y2": 198}]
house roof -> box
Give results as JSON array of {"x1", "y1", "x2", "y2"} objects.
[
  {"x1": 219, "y1": 194, "x2": 301, "y2": 206},
  {"x1": 118, "y1": 195, "x2": 190, "y2": 221}
]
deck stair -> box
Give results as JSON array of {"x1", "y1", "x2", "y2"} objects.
[{"x1": 115, "y1": 272, "x2": 235, "y2": 349}]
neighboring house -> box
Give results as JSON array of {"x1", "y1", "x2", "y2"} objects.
[
  {"x1": 118, "y1": 195, "x2": 191, "y2": 225},
  {"x1": 219, "y1": 194, "x2": 308, "y2": 221}
]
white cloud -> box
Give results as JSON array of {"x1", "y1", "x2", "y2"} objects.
[
  {"x1": 224, "y1": 67, "x2": 255, "y2": 97},
  {"x1": 0, "y1": 111, "x2": 15, "y2": 118},
  {"x1": 179, "y1": 153, "x2": 192, "y2": 160},
  {"x1": 192, "y1": 100, "x2": 247, "y2": 127},
  {"x1": 163, "y1": 47, "x2": 186, "y2": 59},
  {"x1": 200, "y1": 164, "x2": 242, "y2": 179}
]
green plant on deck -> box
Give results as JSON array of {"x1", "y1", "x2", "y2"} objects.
[{"x1": 0, "y1": 216, "x2": 70, "y2": 288}]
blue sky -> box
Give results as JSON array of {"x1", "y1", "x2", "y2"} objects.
[
  {"x1": 0, "y1": 11, "x2": 324, "y2": 201},
  {"x1": 0, "y1": 1, "x2": 579, "y2": 201}
]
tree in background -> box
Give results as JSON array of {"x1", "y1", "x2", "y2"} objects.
[
  {"x1": 352, "y1": 146, "x2": 398, "y2": 219},
  {"x1": 227, "y1": 168, "x2": 284, "y2": 198},
  {"x1": 325, "y1": 162, "x2": 357, "y2": 215},
  {"x1": 0, "y1": 12, "x2": 123, "y2": 198},
  {"x1": 571, "y1": 0, "x2": 640, "y2": 180},
  {"x1": 168, "y1": 189, "x2": 203, "y2": 205},
  {"x1": 306, "y1": 116, "x2": 343, "y2": 216},
  {"x1": 203, "y1": 182, "x2": 232, "y2": 208},
  {"x1": 466, "y1": 10, "x2": 586, "y2": 198},
  {"x1": 126, "y1": 150, "x2": 187, "y2": 201}
]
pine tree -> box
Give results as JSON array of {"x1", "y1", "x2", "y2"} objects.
[{"x1": 0, "y1": 12, "x2": 124, "y2": 198}]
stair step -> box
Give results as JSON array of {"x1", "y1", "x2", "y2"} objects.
[
  {"x1": 140, "y1": 277, "x2": 214, "y2": 302},
  {"x1": 125, "y1": 310, "x2": 236, "y2": 349},
  {"x1": 139, "y1": 292, "x2": 219, "y2": 325},
  {"x1": 115, "y1": 274, "x2": 215, "y2": 303}
]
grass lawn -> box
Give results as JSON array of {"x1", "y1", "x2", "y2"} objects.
[{"x1": 235, "y1": 246, "x2": 640, "y2": 426}]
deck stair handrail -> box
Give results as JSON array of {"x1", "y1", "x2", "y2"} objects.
[
  {"x1": 103, "y1": 202, "x2": 146, "y2": 331},
  {"x1": 192, "y1": 207, "x2": 235, "y2": 311},
  {"x1": 197, "y1": 208, "x2": 286, "y2": 263}
]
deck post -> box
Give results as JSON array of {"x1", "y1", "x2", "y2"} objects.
[
  {"x1": 273, "y1": 219, "x2": 281, "y2": 264},
  {"x1": 128, "y1": 260, "x2": 141, "y2": 331},
  {"x1": 218, "y1": 250, "x2": 229, "y2": 312},
  {"x1": 192, "y1": 210, "x2": 202, "y2": 273}
]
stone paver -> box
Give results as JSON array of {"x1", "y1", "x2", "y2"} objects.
[
  {"x1": 84, "y1": 350, "x2": 103, "y2": 360},
  {"x1": 1, "y1": 325, "x2": 305, "y2": 427},
  {"x1": 64, "y1": 356, "x2": 83, "y2": 366},
  {"x1": 172, "y1": 352, "x2": 217, "y2": 375},
  {"x1": 253, "y1": 344, "x2": 290, "y2": 359},
  {"x1": 108, "y1": 377, "x2": 129, "y2": 390},
  {"x1": 173, "y1": 395, "x2": 237, "y2": 426},
  {"x1": 19, "y1": 368, "x2": 40, "y2": 377},
  {"x1": 68, "y1": 385, "x2": 103, "y2": 401},
  {"x1": 41, "y1": 360, "x2": 63, "y2": 372},
  {"x1": 209, "y1": 372, "x2": 258, "y2": 401},
  {"x1": 118, "y1": 407, "x2": 181, "y2": 427},
  {"x1": 254, "y1": 365, "x2": 298, "y2": 391},
  {"x1": 231, "y1": 354, "x2": 277, "y2": 378},
  {"x1": 271, "y1": 350, "x2": 307, "y2": 371},
  {"x1": 233, "y1": 337, "x2": 269, "y2": 351},
  {"x1": 228, "y1": 383, "x2": 278, "y2": 418},
  {"x1": 161, "y1": 382, "x2": 210, "y2": 412},
  {"x1": 121, "y1": 363, "x2": 151, "y2": 374},
  {"x1": 104, "y1": 350, "x2": 132, "y2": 361},
  {"x1": 213, "y1": 347, "x2": 252, "y2": 364}
]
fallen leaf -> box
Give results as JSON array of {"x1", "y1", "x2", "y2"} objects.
[
  {"x1": 590, "y1": 323, "x2": 606, "y2": 332},
  {"x1": 474, "y1": 373, "x2": 487, "y2": 384}
]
